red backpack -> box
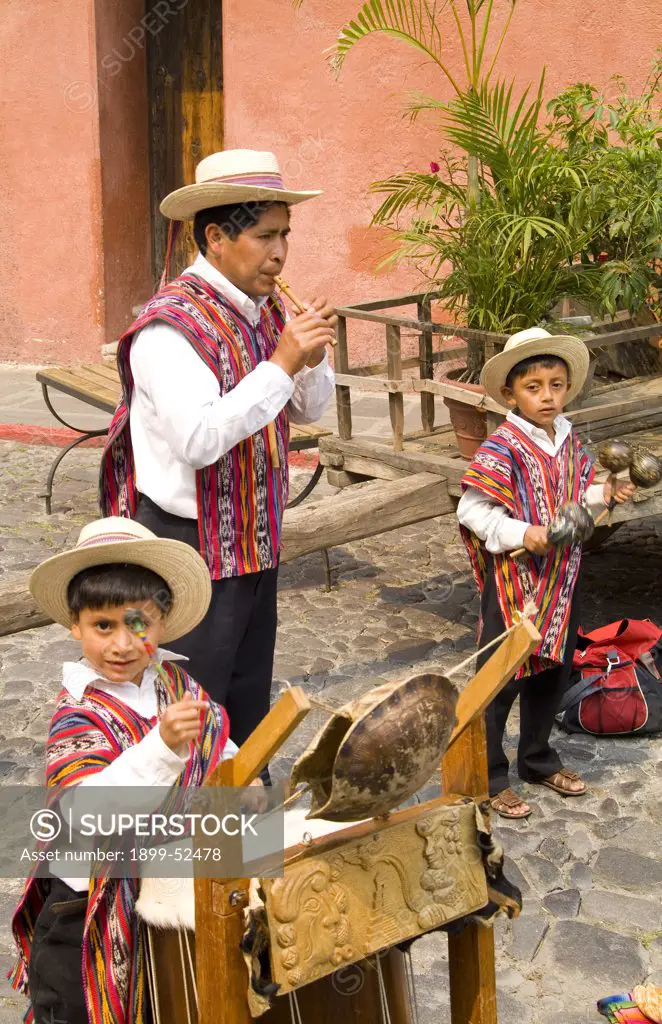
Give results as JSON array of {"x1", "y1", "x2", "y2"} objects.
[{"x1": 559, "y1": 619, "x2": 662, "y2": 735}]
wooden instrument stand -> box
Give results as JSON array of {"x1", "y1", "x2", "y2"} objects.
[{"x1": 194, "y1": 617, "x2": 540, "y2": 1024}]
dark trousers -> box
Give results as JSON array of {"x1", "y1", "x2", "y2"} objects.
[
  {"x1": 28, "y1": 877, "x2": 89, "y2": 1024},
  {"x1": 135, "y1": 495, "x2": 278, "y2": 754},
  {"x1": 477, "y1": 559, "x2": 581, "y2": 797}
]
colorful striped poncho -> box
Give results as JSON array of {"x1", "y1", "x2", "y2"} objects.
[
  {"x1": 99, "y1": 274, "x2": 289, "y2": 580},
  {"x1": 597, "y1": 995, "x2": 654, "y2": 1022},
  {"x1": 460, "y1": 419, "x2": 594, "y2": 677},
  {"x1": 10, "y1": 661, "x2": 229, "y2": 1024}
]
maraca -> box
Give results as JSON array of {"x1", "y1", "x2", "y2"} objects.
[
  {"x1": 629, "y1": 449, "x2": 662, "y2": 488},
  {"x1": 598, "y1": 439, "x2": 634, "y2": 478},
  {"x1": 594, "y1": 443, "x2": 662, "y2": 525},
  {"x1": 511, "y1": 500, "x2": 594, "y2": 558},
  {"x1": 594, "y1": 440, "x2": 634, "y2": 526}
]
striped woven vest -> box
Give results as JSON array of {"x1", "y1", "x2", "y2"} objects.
[{"x1": 99, "y1": 274, "x2": 289, "y2": 579}]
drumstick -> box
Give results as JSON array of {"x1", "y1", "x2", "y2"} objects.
[
  {"x1": 274, "y1": 275, "x2": 338, "y2": 347},
  {"x1": 594, "y1": 501, "x2": 616, "y2": 527}
]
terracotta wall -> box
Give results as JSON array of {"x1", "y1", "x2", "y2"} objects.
[
  {"x1": 0, "y1": 0, "x2": 151, "y2": 366},
  {"x1": 0, "y1": 0, "x2": 104, "y2": 364},
  {"x1": 223, "y1": 0, "x2": 662, "y2": 363},
  {"x1": 1, "y1": 0, "x2": 660, "y2": 365}
]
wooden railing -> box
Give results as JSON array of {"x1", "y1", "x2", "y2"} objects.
[
  {"x1": 334, "y1": 291, "x2": 505, "y2": 450},
  {"x1": 333, "y1": 294, "x2": 662, "y2": 452}
]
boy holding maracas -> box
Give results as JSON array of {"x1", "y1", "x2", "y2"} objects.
[{"x1": 457, "y1": 328, "x2": 635, "y2": 819}]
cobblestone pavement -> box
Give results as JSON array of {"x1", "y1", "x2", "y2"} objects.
[{"x1": 1, "y1": 438, "x2": 662, "y2": 1023}]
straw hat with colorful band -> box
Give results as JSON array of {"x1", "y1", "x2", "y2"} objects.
[
  {"x1": 480, "y1": 327, "x2": 590, "y2": 409},
  {"x1": 29, "y1": 518, "x2": 211, "y2": 643},
  {"x1": 160, "y1": 149, "x2": 323, "y2": 221}
]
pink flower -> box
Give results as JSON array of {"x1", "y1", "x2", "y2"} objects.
[{"x1": 430, "y1": 161, "x2": 440, "y2": 173}]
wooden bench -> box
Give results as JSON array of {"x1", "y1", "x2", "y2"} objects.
[{"x1": 36, "y1": 364, "x2": 331, "y2": 514}]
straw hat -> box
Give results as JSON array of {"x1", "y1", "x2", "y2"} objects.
[
  {"x1": 480, "y1": 327, "x2": 590, "y2": 408},
  {"x1": 160, "y1": 149, "x2": 322, "y2": 221},
  {"x1": 29, "y1": 518, "x2": 211, "y2": 643}
]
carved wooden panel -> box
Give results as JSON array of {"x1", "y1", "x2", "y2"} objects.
[{"x1": 261, "y1": 801, "x2": 487, "y2": 994}]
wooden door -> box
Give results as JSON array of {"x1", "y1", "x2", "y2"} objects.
[{"x1": 146, "y1": 0, "x2": 223, "y2": 287}]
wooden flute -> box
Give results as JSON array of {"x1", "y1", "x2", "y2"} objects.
[{"x1": 266, "y1": 277, "x2": 338, "y2": 469}]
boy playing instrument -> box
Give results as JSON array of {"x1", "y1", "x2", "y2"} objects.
[
  {"x1": 457, "y1": 328, "x2": 635, "y2": 820},
  {"x1": 10, "y1": 517, "x2": 262, "y2": 1024}
]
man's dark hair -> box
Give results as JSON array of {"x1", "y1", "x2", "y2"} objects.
[
  {"x1": 67, "y1": 564, "x2": 173, "y2": 619},
  {"x1": 505, "y1": 355, "x2": 569, "y2": 391},
  {"x1": 193, "y1": 201, "x2": 290, "y2": 255}
]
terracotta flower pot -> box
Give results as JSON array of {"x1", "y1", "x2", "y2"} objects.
[{"x1": 439, "y1": 362, "x2": 488, "y2": 460}]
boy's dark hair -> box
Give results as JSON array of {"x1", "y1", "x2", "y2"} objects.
[
  {"x1": 193, "y1": 201, "x2": 290, "y2": 254},
  {"x1": 505, "y1": 355, "x2": 569, "y2": 391},
  {"x1": 67, "y1": 564, "x2": 173, "y2": 619}
]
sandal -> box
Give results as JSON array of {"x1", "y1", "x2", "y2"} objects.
[
  {"x1": 538, "y1": 768, "x2": 586, "y2": 797},
  {"x1": 490, "y1": 787, "x2": 532, "y2": 820}
]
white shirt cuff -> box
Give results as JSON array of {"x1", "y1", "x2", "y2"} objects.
[
  {"x1": 586, "y1": 482, "x2": 607, "y2": 512},
  {"x1": 296, "y1": 351, "x2": 329, "y2": 378},
  {"x1": 148, "y1": 724, "x2": 191, "y2": 776}
]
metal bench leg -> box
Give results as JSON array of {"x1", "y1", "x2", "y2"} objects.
[
  {"x1": 285, "y1": 460, "x2": 324, "y2": 510},
  {"x1": 40, "y1": 428, "x2": 109, "y2": 514},
  {"x1": 39, "y1": 382, "x2": 109, "y2": 514}
]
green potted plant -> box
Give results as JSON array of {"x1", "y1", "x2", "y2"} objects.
[
  {"x1": 367, "y1": 79, "x2": 601, "y2": 452},
  {"x1": 547, "y1": 64, "x2": 662, "y2": 379},
  {"x1": 296, "y1": 2, "x2": 662, "y2": 454},
  {"x1": 322, "y1": 1, "x2": 600, "y2": 453}
]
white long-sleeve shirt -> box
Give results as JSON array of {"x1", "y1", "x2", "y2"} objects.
[
  {"x1": 456, "y1": 411, "x2": 606, "y2": 554},
  {"x1": 53, "y1": 649, "x2": 238, "y2": 891},
  {"x1": 129, "y1": 253, "x2": 335, "y2": 519}
]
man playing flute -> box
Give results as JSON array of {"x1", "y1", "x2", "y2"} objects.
[{"x1": 100, "y1": 149, "x2": 336, "y2": 772}]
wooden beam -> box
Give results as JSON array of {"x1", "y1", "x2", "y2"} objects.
[
  {"x1": 335, "y1": 316, "x2": 353, "y2": 440},
  {"x1": 386, "y1": 324, "x2": 404, "y2": 451},
  {"x1": 349, "y1": 345, "x2": 466, "y2": 378},
  {"x1": 413, "y1": 378, "x2": 505, "y2": 413},
  {"x1": 584, "y1": 323, "x2": 662, "y2": 350},
  {"x1": 206, "y1": 686, "x2": 311, "y2": 788},
  {"x1": 568, "y1": 389, "x2": 662, "y2": 426},
  {"x1": 444, "y1": 718, "x2": 498, "y2": 1024},
  {"x1": 343, "y1": 290, "x2": 442, "y2": 312},
  {"x1": 318, "y1": 434, "x2": 464, "y2": 484},
  {"x1": 418, "y1": 295, "x2": 435, "y2": 433},
  {"x1": 195, "y1": 874, "x2": 253, "y2": 1024},
  {"x1": 334, "y1": 374, "x2": 411, "y2": 393},
  {"x1": 329, "y1": 454, "x2": 409, "y2": 482},
  {"x1": 280, "y1": 472, "x2": 453, "y2": 562},
  {"x1": 446, "y1": 618, "x2": 542, "y2": 750},
  {"x1": 0, "y1": 575, "x2": 51, "y2": 636},
  {"x1": 441, "y1": 617, "x2": 541, "y2": 1024},
  {"x1": 334, "y1": 306, "x2": 509, "y2": 347},
  {"x1": 196, "y1": 689, "x2": 311, "y2": 1024}
]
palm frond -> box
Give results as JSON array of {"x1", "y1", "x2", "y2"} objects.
[
  {"x1": 326, "y1": 0, "x2": 463, "y2": 94},
  {"x1": 443, "y1": 73, "x2": 547, "y2": 182},
  {"x1": 369, "y1": 171, "x2": 466, "y2": 224},
  {"x1": 402, "y1": 91, "x2": 448, "y2": 122}
]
